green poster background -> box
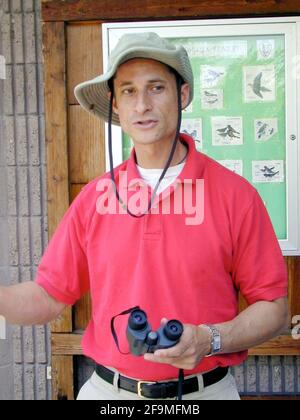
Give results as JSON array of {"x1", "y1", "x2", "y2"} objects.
[{"x1": 122, "y1": 34, "x2": 286, "y2": 239}]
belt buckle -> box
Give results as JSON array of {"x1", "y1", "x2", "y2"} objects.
[{"x1": 137, "y1": 380, "x2": 156, "y2": 398}]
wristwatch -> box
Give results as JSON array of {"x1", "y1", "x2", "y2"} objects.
[{"x1": 201, "y1": 324, "x2": 222, "y2": 357}]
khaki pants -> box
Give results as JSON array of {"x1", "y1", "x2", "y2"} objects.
[{"x1": 77, "y1": 369, "x2": 241, "y2": 401}]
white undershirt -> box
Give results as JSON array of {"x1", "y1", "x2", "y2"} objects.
[{"x1": 137, "y1": 161, "x2": 186, "y2": 195}]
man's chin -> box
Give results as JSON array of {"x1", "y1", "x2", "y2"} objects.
[{"x1": 130, "y1": 133, "x2": 161, "y2": 146}]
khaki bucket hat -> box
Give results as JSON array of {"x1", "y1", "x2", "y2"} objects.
[{"x1": 74, "y1": 32, "x2": 194, "y2": 126}]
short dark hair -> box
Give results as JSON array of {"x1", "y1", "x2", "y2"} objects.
[{"x1": 108, "y1": 62, "x2": 185, "y2": 94}]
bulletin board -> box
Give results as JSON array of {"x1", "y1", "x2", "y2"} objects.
[{"x1": 103, "y1": 18, "x2": 300, "y2": 255}]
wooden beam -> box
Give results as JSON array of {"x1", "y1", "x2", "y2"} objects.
[
  {"x1": 248, "y1": 334, "x2": 300, "y2": 356},
  {"x1": 52, "y1": 332, "x2": 300, "y2": 356},
  {"x1": 52, "y1": 333, "x2": 84, "y2": 355},
  {"x1": 42, "y1": 21, "x2": 72, "y2": 333},
  {"x1": 42, "y1": 0, "x2": 300, "y2": 22}
]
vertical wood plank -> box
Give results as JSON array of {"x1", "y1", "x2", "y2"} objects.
[
  {"x1": 70, "y1": 183, "x2": 92, "y2": 331},
  {"x1": 74, "y1": 293, "x2": 92, "y2": 330},
  {"x1": 67, "y1": 23, "x2": 103, "y2": 105},
  {"x1": 68, "y1": 105, "x2": 105, "y2": 183},
  {"x1": 286, "y1": 256, "x2": 294, "y2": 325},
  {"x1": 42, "y1": 21, "x2": 72, "y2": 333},
  {"x1": 67, "y1": 23, "x2": 105, "y2": 330},
  {"x1": 52, "y1": 355, "x2": 74, "y2": 400}
]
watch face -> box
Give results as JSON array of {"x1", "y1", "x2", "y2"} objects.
[
  {"x1": 211, "y1": 327, "x2": 221, "y2": 353},
  {"x1": 213, "y1": 336, "x2": 221, "y2": 352},
  {"x1": 203, "y1": 324, "x2": 221, "y2": 356}
]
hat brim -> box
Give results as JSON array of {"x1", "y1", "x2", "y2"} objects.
[{"x1": 74, "y1": 46, "x2": 194, "y2": 126}]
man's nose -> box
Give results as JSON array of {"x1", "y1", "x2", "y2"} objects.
[{"x1": 134, "y1": 91, "x2": 152, "y2": 114}]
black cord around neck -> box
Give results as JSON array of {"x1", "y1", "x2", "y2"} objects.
[{"x1": 108, "y1": 75, "x2": 183, "y2": 218}]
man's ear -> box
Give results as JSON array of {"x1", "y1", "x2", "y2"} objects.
[
  {"x1": 181, "y1": 83, "x2": 190, "y2": 110},
  {"x1": 107, "y1": 91, "x2": 119, "y2": 115}
]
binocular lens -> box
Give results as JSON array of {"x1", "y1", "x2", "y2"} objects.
[
  {"x1": 128, "y1": 309, "x2": 147, "y2": 330},
  {"x1": 164, "y1": 320, "x2": 183, "y2": 340}
]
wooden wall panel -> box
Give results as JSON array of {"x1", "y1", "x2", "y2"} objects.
[
  {"x1": 68, "y1": 105, "x2": 105, "y2": 184},
  {"x1": 67, "y1": 24, "x2": 103, "y2": 104},
  {"x1": 42, "y1": 0, "x2": 300, "y2": 22}
]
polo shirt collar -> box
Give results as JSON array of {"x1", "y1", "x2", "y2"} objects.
[{"x1": 125, "y1": 133, "x2": 205, "y2": 189}]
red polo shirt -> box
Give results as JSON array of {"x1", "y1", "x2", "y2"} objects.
[{"x1": 35, "y1": 134, "x2": 287, "y2": 381}]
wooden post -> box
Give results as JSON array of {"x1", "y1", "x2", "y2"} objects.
[
  {"x1": 52, "y1": 356, "x2": 74, "y2": 400},
  {"x1": 42, "y1": 21, "x2": 73, "y2": 335}
]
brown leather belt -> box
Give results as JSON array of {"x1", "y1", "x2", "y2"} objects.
[{"x1": 95, "y1": 364, "x2": 228, "y2": 398}]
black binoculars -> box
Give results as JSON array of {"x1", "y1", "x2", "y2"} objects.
[{"x1": 126, "y1": 309, "x2": 184, "y2": 356}]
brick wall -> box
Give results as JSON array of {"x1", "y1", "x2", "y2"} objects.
[{"x1": 0, "y1": 0, "x2": 50, "y2": 400}]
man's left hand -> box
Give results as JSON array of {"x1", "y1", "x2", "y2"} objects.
[{"x1": 144, "y1": 319, "x2": 211, "y2": 370}]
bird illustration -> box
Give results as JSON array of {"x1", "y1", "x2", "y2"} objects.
[
  {"x1": 257, "y1": 123, "x2": 268, "y2": 139},
  {"x1": 261, "y1": 166, "x2": 275, "y2": 172},
  {"x1": 204, "y1": 69, "x2": 224, "y2": 86},
  {"x1": 217, "y1": 125, "x2": 240, "y2": 139},
  {"x1": 264, "y1": 172, "x2": 279, "y2": 178},
  {"x1": 207, "y1": 99, "x2": 218, "y2": 104},
  {"x1": 260, "y1": 166, "x2": 279, "y2": 177},
  {"x1": 203, "y1": 91, "x2": 219, "y2": 105},
  {"x1": 204, "y1": 90, "x2": 218, "y2": 97},
  {"x1": 249, "y1": 72, "x2": 271, "y2": 98},
  {"x1": 256, "y1": 121, "x2": 276, "y2": 139}
]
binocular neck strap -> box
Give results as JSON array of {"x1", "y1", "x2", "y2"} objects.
[{"x1": 111, "y1": 306, "x2": 141, "y2": 355}]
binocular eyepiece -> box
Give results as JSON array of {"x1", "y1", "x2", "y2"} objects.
[{"x1": 127, "y1": 309, "x2": 183, "y2": 356}]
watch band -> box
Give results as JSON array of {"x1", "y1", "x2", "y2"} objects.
[{"x1": 201, "y1": 324, "x2": 222, "y2": 357}]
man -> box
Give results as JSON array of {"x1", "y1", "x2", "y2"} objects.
[{"x1": 0, "y1": 33, "x2": 288, "y2": 400}]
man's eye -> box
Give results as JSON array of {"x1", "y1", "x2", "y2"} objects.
[
  {"x1": 122, "y1": 88, "x2": 134, "y2": 95},
  {"x1": 152, "y1": 85, "x2": 164, "y2": 92}
]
